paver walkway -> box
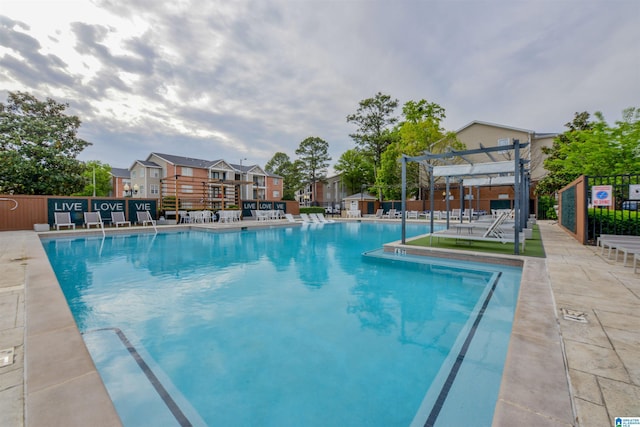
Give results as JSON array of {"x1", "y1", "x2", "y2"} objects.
[{"x1": 539, "y1": 221, "x2": 640, "y2": 427}]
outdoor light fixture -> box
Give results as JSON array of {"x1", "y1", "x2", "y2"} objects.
[
  {"x1": 133, "y1": 184, "x2": 139, "y2": 195},
  {"x1": 124, "y1": 183, "x2": 132, "y2": 197}
]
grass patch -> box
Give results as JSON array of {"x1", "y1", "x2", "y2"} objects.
[{"x1": 407, "y1": 224, "x2": 545, "y2": 258}]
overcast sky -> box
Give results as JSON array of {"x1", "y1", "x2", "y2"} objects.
[{"x1": 1, "y1": 0, "x2": 638, "y2": 173}]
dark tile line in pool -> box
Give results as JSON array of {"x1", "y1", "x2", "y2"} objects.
[
  {"x1": 84, "y1": 327, "x2": 193, "y2": 427},
  {"x1": 423, "y1": 272, "x2": 502, "y2": 427}
]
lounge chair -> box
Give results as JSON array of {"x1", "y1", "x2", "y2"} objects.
[
  {"x1": 308, "y1": 213, "x2": 323, "y2": 223},
  {"x1": 374, "y1": 209, "x2": 384, "y2": 219},
  {"x1": 54, "y1": 212, "x2": 76, "y2": 230},
  {"x1": 432, "y1": 211, "x2": 525, "y2": 251},
  {"x1": 284, "y1": 213, "x2": 301, "y2": 223},
  {"x1": 316, "y1": 213, "x2": 335, "y2": 223},
  {"x1": 406, "y1": 211, "x2": 418, "y2": 220},
  {"x1": 136, "y1": 211, "x2": 156, "y2": 226},
  {"x1": 111, "y1": 211, "x2": 131, "y2": 227},
  {"x1": 384, "y1": 209, "x2": 397, "y2": 219},
  {"x1": 299, "y1": 213, "x2": 314, "y2": 223},
  {"x1": 83, "y1": 212, "x2": 104, "y2": 229}
]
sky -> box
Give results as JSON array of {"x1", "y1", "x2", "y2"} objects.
[{"x1": 1, "y1": 0, "x2": 638, "y2": 173}]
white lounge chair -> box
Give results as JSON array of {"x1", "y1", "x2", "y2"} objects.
[
  {"x1": 316, "y1": 213, "x2": 335, "y2": 223},
  {"x1": 136, "y1": 211, "x2": 156, "y2": 226},
  {"x1": 54, "y1": 212, "x2": 76, "y2": 230},
  {"x1": 284, "y1": 213, "x2": 301, "y2": 223},
  {"x1": 111, "y1": 211, "x2": 131, "y2": 227},
  {"x1": 308, "y1": 213, "x2": 322, "y2": 223},
  {"x1": 83, "y1": 212, "x2": 104, "y2": 229},
  {"x1": 299, "y1": 213, "x2": 314, "y2": 223},
  {"x1": 384, "y1": 209, "x2": 397, "y2": 219},
  {"x1": 374, "y1": 208, "x2": 384, "y2": 219}
]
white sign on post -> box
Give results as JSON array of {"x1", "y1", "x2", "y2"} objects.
[
  {"x1": 592, "y1": 185, "x2": 613, "y2": 207},
  {"x1": 629, "y1": 184, "x2": 640, "y2": 200}
]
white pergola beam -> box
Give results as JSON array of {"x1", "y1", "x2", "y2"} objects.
[
  {"x1": 463, "y1": 176, "x2": 515, "y2": 187},
  {"x1": 432, "y1": 161, "x2": 514, "y2": 177}
]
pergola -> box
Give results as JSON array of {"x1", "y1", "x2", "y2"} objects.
[{"x1": 399, "y1": 139, "x2": 530, "y2": 254}]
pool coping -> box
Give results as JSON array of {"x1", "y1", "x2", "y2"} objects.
[{"x1": 9, "y1": 220, "x2": 575, "y2": 426}]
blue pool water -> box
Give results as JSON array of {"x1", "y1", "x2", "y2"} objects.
[{"x1": 42, "y1": 222, "x2": 521, "y2": 427}]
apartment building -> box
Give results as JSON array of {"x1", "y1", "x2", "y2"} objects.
[{"x1": 115, "y1": 152, "x2": 282, "y2": 209}]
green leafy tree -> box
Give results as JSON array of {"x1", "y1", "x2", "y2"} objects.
[
  {"x1": 75, "y1": 161, "x2": 112, "y2": 196},
  {"x1": 334, "y1": 148, "x2": 375, "y2": 195},
  {"x1": 536, "y1": 109, "x2": 640, "y2": 195},
  {"x1": 346, "y1": 92, "x2": 399, "y2": 199},
  {"x1": 377, "y1": 99, "x2": 463, "y2": 200},
  {"x1": 265, "y1": 152, "x2": 304, "y2": 200},
  {"x1": 295, "y1": 136, "x2": 331, "y2": 185},
  {"x1": 0, "y1": 91, "x2": 90, "y2": 195}
]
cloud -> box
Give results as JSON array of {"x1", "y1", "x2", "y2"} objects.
[{"x1": 0, "y1": 0, "x2": 638, "y2": 171}]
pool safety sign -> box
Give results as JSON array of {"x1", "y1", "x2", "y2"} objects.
[
  {"x1": 616, "y1": 417, "x2": 640, "y2": 426},
  {"x1": 592, "y1": 185, "x2": 613, "y2": 207}
]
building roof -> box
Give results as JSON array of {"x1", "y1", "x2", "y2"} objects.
[
  {"x1": 110, "y1": 167, "x2": 130, "y2": 178},
  {"x1": 343, "y1": 192, "x2": 377, "y2": 201},
  {"x1": 150, "y1": 152, "x2": 218, "y2": 168},
  {"x1": 455, "y1": 120, "x2": 535, "y2": 135}
]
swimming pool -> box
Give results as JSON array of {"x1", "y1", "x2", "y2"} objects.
[{"x1": 42, "y1": 222, "x2": 521, "y2": 427}]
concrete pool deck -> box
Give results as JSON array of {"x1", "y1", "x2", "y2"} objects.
[{"x1": 0, "y1": 220, "x2": 638, "y2": 426}]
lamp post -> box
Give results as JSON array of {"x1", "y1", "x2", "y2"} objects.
[{"x1": 124, "y1": 183, "x2": 132, "y2": 197}]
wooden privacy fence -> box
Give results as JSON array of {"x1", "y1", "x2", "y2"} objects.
[
  {"x1": 0, "y1": 194, "x2": 299, "y2": 231},
  {"x1": 0, "y1": 195, "x2": 48, "y2": 231},
  {"x1": 0, "y1": 195, "x2": 158, "y2": 231}
]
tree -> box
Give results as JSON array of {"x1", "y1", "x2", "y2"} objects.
[
  {"x1": 334, "y1": 149, "x2": 375, "y2": 195},
  {"x1": 75, "y1": 161, "x2": 112, "y2": 196},
  {"x1": 346, "y1": 92, "x2": 399, "y2": 199},
  {"x1": 265, "y1": 152, "x2": 304, "y2": 200},
  {"x1": 377, "y1": 99, "x2": 463, "y2": 200},
  {"x1": 0, "y1": 91, "x2": 90, "y2": 195},
  {"x1": 535, "y1": 109, "x2": 640, "y2": 195},
  {"x1": 295, "y1": 136, "x2": 331, "y2": 185}
]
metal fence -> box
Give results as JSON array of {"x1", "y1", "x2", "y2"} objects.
[{"x1": 585, "y1": 174, "x2": 640, "y2": 243}]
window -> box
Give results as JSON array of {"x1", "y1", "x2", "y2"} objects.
[
  {"x1": 497, "y1": 138, "x2": 510, "y2": 154},
  {"x1": 150, "y1": 184, "x2": 159, "y2": 195},
  {"x1": 182, "y1": 184, "x2": 193, "y2": 193},
  {"x1": 139, "y1": 169, "x2": 145, "y2": 178},
  {"x1": 273, "y1": 178, "x2": 279, "y2": 185},
  {"x1": 212, "y1": 171, "x2": 226, "y2": 180},
  {"x1": 131, "y1": 170, "x2": 137, "y2": 179},
  {"x1": 182, "y1": 167, "x2": 193, "y2": 177},
  {"x1": 273, "y1": 190, "x2": 280, "y2": 198},
  {"x1": 212, "y1": 187, "x2": 222, "y2": 198},
  {"x1": 151, "y1": 169, "x2": 160, "y2": 178}
]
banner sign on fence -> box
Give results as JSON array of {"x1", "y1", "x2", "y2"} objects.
[
  {"x1": 592, "y1": 185, "x2": 613, "y2": 207},
  {"x1": 128, "y1": 199, "x2": 157, "y2": 221},
  {"x1": 47, "y1": 198, "x2": 88, "y2": 226},
  {"x1": 91, "y1": 199, "x2": 126, "y2": 223}
]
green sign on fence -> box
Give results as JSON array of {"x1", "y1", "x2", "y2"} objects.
[{"x1": 47, "y1": 198, "x2": 88, "y2": 226}]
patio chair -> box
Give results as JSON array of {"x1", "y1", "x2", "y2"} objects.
[
  {"x1": 384, "y1": 209, "x2": 397, "y2": 219},
  {"x1": 299, "y1": 213, "x2": 313, "y2": 223},
  {"x1": 284, "y1": 213, "x2": 300, "y2": 223},
  {"x1": 83, "y1": 212, "x2": 104, "y2": 229},
  {"x1": 374, "y1": 208, "x2": 384, "y2": 219},
  {"x1": 136, "y1": 211, "x2": 156, "y2": 226},
  {"x1": 316, "y1": 213, "x2": 335, "y2": 223},
  {"x1": 111, "y1": 211, "x2": 131, "y2": 227},
  {"x1": 54, "y1": 212, "x2": 76, "y2": 230}
]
